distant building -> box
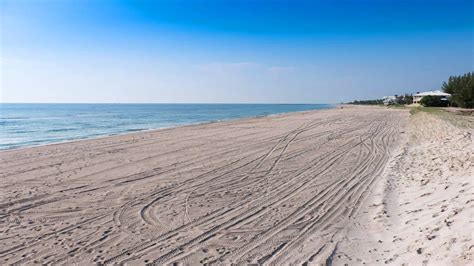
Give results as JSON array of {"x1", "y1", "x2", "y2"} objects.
[
  {"x1": 383, "y1": 96, "x2": 397, "y2": 105},
  {"x1": 413, "y1": 90, "x2": 451, "y2": 104}
]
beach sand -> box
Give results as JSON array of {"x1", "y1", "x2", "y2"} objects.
[
  {"x1": 0, "y1": 106, "x2": 471, "y2": 265},
  {"x1": 334, "y1": 109, "x2": 474, "y2": 265}
]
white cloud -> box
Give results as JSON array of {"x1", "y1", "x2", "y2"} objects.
[{"x1": 266, "y1": 66, "x2": 295, "y2": 74}]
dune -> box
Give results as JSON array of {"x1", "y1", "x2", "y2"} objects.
[{"x1": 334, "y1": 108, "x2": 473, "y2": 265}]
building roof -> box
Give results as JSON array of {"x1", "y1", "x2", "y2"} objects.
[{"x1": 414, "y1": 90, "x2": 451, "y2": 97}]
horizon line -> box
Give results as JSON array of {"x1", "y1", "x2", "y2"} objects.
[{"x1": 0, "y1": 102, "x2": 338, "y2": 105}]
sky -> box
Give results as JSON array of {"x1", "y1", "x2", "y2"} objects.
[{"x1": 1, "y1": 0, "x2": 473, "y2": 104}]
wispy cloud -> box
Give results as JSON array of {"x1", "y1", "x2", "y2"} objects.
[
  {"x1": 0, "y1": 57, "x2": 31, "y2": 66},
  {"x1": 195, "y1": 62, "x2": 295, "y2": 75},
  {"x1": 194, "y1": 62, "x2": 259, "y2": 72},
  {"x1": 266, "y1": 66, "x2": 295, "y2": 74}
]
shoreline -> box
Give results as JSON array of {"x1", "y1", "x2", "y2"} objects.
[{"x1": 0, "y1": 104, "x2": 336, "y2": 153}]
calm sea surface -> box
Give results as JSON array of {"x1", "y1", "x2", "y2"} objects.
[{"x1": 0, "y1": 103, "x2": 333, "y2": 150}]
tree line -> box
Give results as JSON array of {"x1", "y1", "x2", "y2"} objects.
[
  {"x1": 441, "y1": 72, "x2": 473, "y2": 108},
  {"x1": 348, "y1": 71, "x2": 473, "y2": 108},
  {"x1": 348, "y1": 94, "x2": 412, "y2": 105},
  {"x1": 348, "y1": 99, "x2": 383, "y2": 105}
]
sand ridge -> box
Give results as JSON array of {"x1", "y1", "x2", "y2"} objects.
[
  {"x1": 335, "y1": 110, "x2": 474, "y2": 265},
  {"x1": 1, "y1": 106, "x2": 408, "y2": 264}
]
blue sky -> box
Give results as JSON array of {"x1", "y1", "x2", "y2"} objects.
[{"x1": 1, "y1": 0, "x2": 473, "y2": 103}]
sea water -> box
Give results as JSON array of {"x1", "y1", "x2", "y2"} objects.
[{"x1": 0, "y1": 103, "x2": 333, "y2": 150}]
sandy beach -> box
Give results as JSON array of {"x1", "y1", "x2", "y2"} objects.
[
  {"x1": 0, "y1": 106, "x2": 471, "y2": 265},
  {"x1": 335, "y1": 108, "x2": 474, "y2": 265}
]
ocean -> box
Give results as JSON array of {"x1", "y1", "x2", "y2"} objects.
[{"x1": 0, "y1": 103, "x2": 333, "y2": 150}]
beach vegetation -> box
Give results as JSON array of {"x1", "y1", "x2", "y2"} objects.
[
  {"x1": 442, "y1": 72, "x2": 474, "y2": 108},
  {"x1": 348, "y1": 99, "x2": 384, "y2": 105},
  {"x1": 410, "y1": 106, "x2": 474, "y2": 128},
  {"x1": 349, "y1": 94, "x2": 412, "y2": 106},
  {"x1": 409, "y1": 107, "x2": 420, "y2": 115},
  {"x1": 419, "y1": 95, "x2": 449, "y2": 107},
  {"x1": 394, "y1": 94, "x2": 413, "y2": 105}
]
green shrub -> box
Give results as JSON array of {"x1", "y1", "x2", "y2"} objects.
[{"x1": 419, "y1": 95, "x2": 449, "y2": 107}]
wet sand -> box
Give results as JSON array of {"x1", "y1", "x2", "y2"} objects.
[{"x1": 2, "y1": 105, "x2": 466, "y2": 265}]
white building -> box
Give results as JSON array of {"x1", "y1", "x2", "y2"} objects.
[
  {"x1": 413, "y1": 90, "x2": 451, "y2": 104},
  {"x1": 383, "y1": 96, "x2": 397, "y2": 105}
]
